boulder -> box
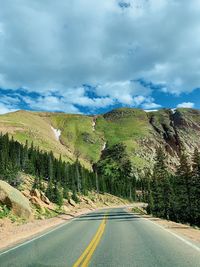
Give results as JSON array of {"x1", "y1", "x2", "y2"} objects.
[
  {"x1": 40, "y1": 192, "x2": 50, "y2": 205},
  {"x1": 0, "y1": 180, "x2": 32, "y2": 219},
  {"x1": 82, "y1": 197, "x2": 95, "y2": 206},
  {"x1": 30, "y1": 196, "x2": 46, "y2": 213},
  {"x1": 30, "y1": 189, "x2": 41, "y2": 199},
  {"x1": 22, "y1": 190, "x2": 31, "y2": 199},
  {"x1": 62, "y1": 205, "x2": 71, "y2": 213},
  {"x1": 68, "y1": 198, "x2": 77, "y2": 207}
]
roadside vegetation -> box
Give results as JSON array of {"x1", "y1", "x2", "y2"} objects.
[
  {"x1": 95, "y1": 143, "x2": 137, "y2": 200},
  {"x1": 0, "y1": 204, "x2": 26, "y2": 223},
  {"x1": 1, "y1": 128, "x2": 199, "y2": 228},
  {"x1": 142, "y1": 147, "x2": 200, "y2": 227},
  {"x1": 0, "y1": 133, "x2": 136, "y2": 212}
]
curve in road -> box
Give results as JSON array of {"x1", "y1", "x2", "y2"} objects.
[{"x1": 0, "y1": 208, "x2": 200, "y2": 267}]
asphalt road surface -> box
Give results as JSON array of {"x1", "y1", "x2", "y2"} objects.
[{"x1": 0, "y1": 208, "x2": 200, "y2": 267}]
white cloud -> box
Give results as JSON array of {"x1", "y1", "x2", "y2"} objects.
[
  {"x1": 177, "y1": 102, "x2": 195, "y2": 108},
  {"x1": 132, "y1": 95, "x2": 146, "y2": 106},
  {"x1": 142, "y1": 102, "x2": 161, "y2": 110},
  {"x1": 95, "y1": 80, "x2": 151, "y2": 105},
  {"x1": 0, "y1": 0, "x2": 199, "y2": 112},
  {"x1": 24, "y1": 95, "x2": 80, "y2": 113},
  {"x1": 0, "y1": 103, "x2": 18, "y2": 114},
  {"x1": 23, "y1": 87, "x2": 115, "y2": 113}
]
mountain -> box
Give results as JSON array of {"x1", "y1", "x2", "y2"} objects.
[{"x1": 0, "y1": 107, "x2": 200, "y2": 170}]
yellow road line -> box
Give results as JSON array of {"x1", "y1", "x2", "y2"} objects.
[
  {"x1": 73, "y1": 218, "x2": 105, "y2": 267},
  {"x1": 81, "y1": 221, "x2": 106, "y2": 267},
  {"x1": 73, "y1": 214, "x2": 107, "y2": 267}
]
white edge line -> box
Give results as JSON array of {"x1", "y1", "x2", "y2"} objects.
[
  {"x1": 0, "y1": 216, "x2": 77, "y2": 257},
  {"x1": 129, "y1": 211, "x2": 200, "y2": 253}
]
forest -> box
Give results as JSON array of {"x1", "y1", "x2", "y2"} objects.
[
  {"x1": 0, "y1": 132, "x2": 199, "y2": 227},
  {"x1": 0, "y1": 134, "x2": 135, "y2": 206},
  {"x1": 143, "y1": 147, "x2": 200, "y2": 227}
]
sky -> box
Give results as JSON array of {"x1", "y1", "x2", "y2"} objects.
[{"x1": 0, "y1": 0, "x2": 200, "y2": 115}]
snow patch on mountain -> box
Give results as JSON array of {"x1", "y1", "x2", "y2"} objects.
[
  {"x1": 92, "y1": 117, "x2": 97, "y2": 132},
  {"x1": 102, "y1": 142, "x2": 106, "y2": 151},
  {"x1": 51, "y1": 126, "x2": 61, "y2": 141},
  {"x1": 92, "y1": 121, "x2": 96, "y2": 131}
]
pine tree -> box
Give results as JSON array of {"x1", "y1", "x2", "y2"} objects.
[
  {"x1": 146, "y1": 179, "x2": 154, "y2": 214},
  {"x1": 54, "y1": 183, "x2": 63, "y2": 207},
  {"x1": 151, "y1": 147, "x2": 173, "y2": 219},
  {"x1": 75, "y1": 158, "x2": 81, "y2": 193},
  {"x1": 46, "y1": 178, "x2": 54, "y2": 201},
  {"x1": 72, "y1": 188, "x2": 79, "y2": 203},
  {"x1": 192, "y1": 148, "x2": 200, "y2": 226},
  {"x1": 175, "y1": 150, "x2": 193, "y2": 224}
]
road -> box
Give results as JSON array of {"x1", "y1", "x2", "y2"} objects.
[{"x1": 0, "y1": 208, "x2": 200, "y2": 267}]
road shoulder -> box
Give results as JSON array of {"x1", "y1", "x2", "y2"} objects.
[{"x1": 127, "y1": 207, "x2": 200, "y2": 247}]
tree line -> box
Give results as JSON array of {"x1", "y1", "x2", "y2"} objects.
[
  {"x1": 94, "y1": 143, "x2": 137, "y2": 200},
  {"x1": 0, "y1": 134, "x2": 136, "y2": 206},
  {"x1": 0, "y1": 133, "x2": 96, "y2": 206},
  {"x1": 2, "y1": 132, "x2": 198, "y2": 226},
  {"x1": 143, "y1": 147, "x2": 200, "y2": 227}
]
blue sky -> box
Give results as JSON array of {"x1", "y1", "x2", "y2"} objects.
[{"x1": 0, "y1": 0, "x2": 200, "y2": 114}]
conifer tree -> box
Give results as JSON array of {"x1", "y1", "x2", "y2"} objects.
[
  {"x1": 191, "y1": 148, "x2": 200, "y2": 226},
  {"x1": 75, "y1": 158, "x2": 81, "y2": 193},
  {"x1": 151, "y1": 147, "x2": 173, "y2": 219},
  {"x1": 175, "y1": 150, "x2": 193, "y2": 224},
  {"x1": 54, "y1": 183, "x2": 63, "y2": 207}
]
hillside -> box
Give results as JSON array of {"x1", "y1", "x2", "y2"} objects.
[{"x1": 0, "y1": 108, "x2": 200, "y2": 170}]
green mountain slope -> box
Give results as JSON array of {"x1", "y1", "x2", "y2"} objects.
[{"x1": 0, "y1": 108, "x2": 200, "y2": 170}]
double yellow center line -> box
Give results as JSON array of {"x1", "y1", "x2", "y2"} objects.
[{"x1": 73, "y1": 213, "x2": 108, "y2": 267}]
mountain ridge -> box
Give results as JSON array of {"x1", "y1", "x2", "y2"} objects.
[{"x1": 0, "y1": 107, "x2": 200, "y2": 170}]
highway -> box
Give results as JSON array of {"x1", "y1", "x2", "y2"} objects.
[{"x1": 0, "y1": 208, "x2": 200, "y2": 267}]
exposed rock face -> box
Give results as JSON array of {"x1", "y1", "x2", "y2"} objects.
[
  {"x1": 0, "y1": 180, "x2": 32, "y2": 219},
  {"x1": 146, "y1": 108, "x2": 200, "y2": 168},
  {"x1": 31, "y1": 189, "x2": 41, "y2": 199},
  {"x1": 68, "y1": 198, "x2": 77, "y2": 207},
  {"x1": 30, "y1": 196, "x2": 46, "y2": 213},
  {"x1": 29, "y1": 189, "x2": 50, "y2": 210},
  {"x1": 40, "y1": 192, "x2": 50, "y2": 205}
]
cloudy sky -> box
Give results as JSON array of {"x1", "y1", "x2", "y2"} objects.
[{"x1": 0, "y1": 0, "x2": 200, "y2": 114}]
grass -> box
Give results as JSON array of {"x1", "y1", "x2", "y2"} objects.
[
  {"x1": 0, "y1": 204, "x2": 26, "y2": 224},
  {"x1": 95, "y1": 109, "x2": 152, "y2": 168},
  {"x1": 0, "y1": 205, "x2": 10, "y2": 219},
  {"x1": 0, "y1": 110, "x2": 74, "y2": 163},
  {"x1": 50, "y1": 113, "x2": 104, "y2": 164},
  {"x1": 96, "y1": 109, "x2": 151, "y2": 146},
  {"x1": 34, "y1": 207, "x2": 58, "y2": 220},
  {"x1": 3, "y1": 107, "x2": 196, "y2": 170},
  {"x1": 132, "y1": 206, "x2": 147, "y2": 215},
  {"x1": 0, "y1": 108, "x2": 155, "y2": 169}
]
